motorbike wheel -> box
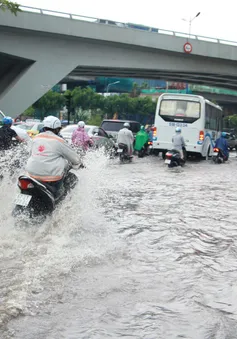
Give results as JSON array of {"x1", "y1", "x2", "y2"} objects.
[
  {"x1": 119, "y1": 154, "x2": 124, "y2": 163},
  {"x1": 212, "y1": 155, "x2": 220, "y2": 164},
  {"x1": 64, "y1": 172, "x2": 78, "y2": 191},
  {"x1": 138, "y1": 149, "x2": 145, "y2": 158}
]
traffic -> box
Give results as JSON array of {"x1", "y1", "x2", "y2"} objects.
[
  {"x1": 0, "y1": 93, "x2": 233, "y2": 222},
  {"x1": 0, "y1": 93, "x2": 237, "y2": 337}
]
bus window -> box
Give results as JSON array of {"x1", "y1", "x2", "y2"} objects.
[
  {"x1": 205, "y1": 103, "x2": 222, "y2": 130},
  {"x1": 159, "y1": 99, "x2": 200, "y2": 123}
]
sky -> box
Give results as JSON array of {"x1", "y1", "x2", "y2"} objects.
[{"x1": 18, "y1": 0, "x2": 236, "y2": 42}]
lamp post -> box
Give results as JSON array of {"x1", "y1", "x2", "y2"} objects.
[
  {"x1": 182, "y1": 12, "x2": 200, "y2": 89},
  {"x1": 182, "y1": 12, "x2": 201, "y2": 40},
  {"x1": 106, "y1": 81, "x2": 120, "y2": 94}
]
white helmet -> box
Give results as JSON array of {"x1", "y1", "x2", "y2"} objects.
[
  {"x1": 78, "y1": 121, "x2": 85, "y2": 128},
  {"x1": 124, "y1": 122, "x2": 130, "y2": 128},
  {"x1": 175, "y1": 127, "x2": 181, "y2": 133},
  {"x1": 43, "y1": 116, "x2": 61, "y2": 129}
]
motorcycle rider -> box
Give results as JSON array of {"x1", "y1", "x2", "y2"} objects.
[
  {"x1": 134, "y1": 125, "x2": 149, "y2": 154},
  {"x1": 172, "y1": 127, "x2": 186, "y2": 159},
  {"x1": 117, "y1": 122, "x2": 134, "y2": 156},
  {"x1": 26, "y1": 116, "x2": 80, "y2": 194},
  {"x1": 214, "y1": 132, "x2": 229, "y2": 160},
  {"x1": 147, "y1": 125, "x2": 154, "y2": 143},
  {"x1": 0, "y1": 117, "x2": 24, "y2": 150},
  {"x1": 71, "y1": 121, "x2": 93, "y2": 151}
]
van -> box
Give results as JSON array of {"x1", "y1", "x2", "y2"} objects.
[{"x1": 100, "y1": 119, "x2": 141, "y2": 141}]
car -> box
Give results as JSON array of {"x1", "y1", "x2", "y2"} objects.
[
  {"x1": 100, "y1": 119, "x2": 141, "y2": 142},
  {"x1": 225, "y1": 132, "x2": 237, "y2": 150},
  {"x1": 60, "y1": 124, "x2": 115, "y2": 151},
  {"x1": 14, "y1": 121, "x2": 44, "y2": 138}
]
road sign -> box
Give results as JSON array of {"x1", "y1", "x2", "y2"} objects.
[{"x1": 183, "y1": 42, "x2": 192, "y2": 54}]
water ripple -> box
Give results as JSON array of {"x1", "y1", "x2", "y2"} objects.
[{"x1": 1, "y1": 155, "x2": 237, "y2": 338}]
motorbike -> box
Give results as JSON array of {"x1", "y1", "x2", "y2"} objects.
[
  {"x1": 12, "y1": 166, "x2": 78, "y2": 218},
  {"x1": 117, "y1": 143, "x2": 132, "y2": 163},
  {"x1": 165, "y1": 147, "x2": 186, "y2": 168},
  {"x1": 138, "y1": 145, "x2": 146, "y2": 158},
  {"x1": 148, "y1": 140, "x2": 153, "y2": 153},
  {"x1": 212, "y1": 147, "x2": 227, "y2": 164}
]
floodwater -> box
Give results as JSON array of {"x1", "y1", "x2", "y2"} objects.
[{"x1": 1, "y1": 149, "x2": 237, "y2": 339}]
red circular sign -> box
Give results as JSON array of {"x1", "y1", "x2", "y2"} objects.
[{"x1": 183, "y1": 42, "x2": 192, "y2": 54}]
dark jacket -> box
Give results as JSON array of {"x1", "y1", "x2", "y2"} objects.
[{"x1": 0, "y1": 125, "x2": 17, "y2": 150}]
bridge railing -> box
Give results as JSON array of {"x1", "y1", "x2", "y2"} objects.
[{"x1": 19, "y1": 5, "x2": 237, "y2": 47}]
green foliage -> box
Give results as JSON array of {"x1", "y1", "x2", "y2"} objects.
[
  {"x1": 33, "y1": 90, "x2": 65, "y2": 119},
  {"x1": 0, "y1": 0, "x2": 21, "y2": 15},
  {"x1": 71, "y1": 87, "x2": 104, "y2": 111},
  {"x1": 23, "y1": 106, "x2": 35, "y2": 117},
  {"x1": 141, "y1": 81, "x2": 149, "y2": 89},
  {"x1": 224, "y1": 115, "x2": 237, "y2": 129},
  {"x1": 34, "y1": 90, "x2": 65, "y2": 111},
  {"x1": 87, "y1": 112, "x2": 103, "y2": 126},
  {"x1": 74, "y1": 107, "x2": 91, "y2": 122},
  {"x1": 33, "y1": 86, "x2": 157, "y2": 122}
]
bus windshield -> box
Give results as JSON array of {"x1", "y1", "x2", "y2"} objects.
[{"x1": 159, "y1": 99, "x2": 201, "y2": 123}]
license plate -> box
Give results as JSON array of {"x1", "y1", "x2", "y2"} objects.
[
  {"x1": 165, "y1": 159, "x2": 171, "y2": 164},
  {"x1": 117, "y1": 149, "x2": 123, "y2": 153},
  {"x1": 14, "y1": 193, "x2": 32, "y2": 207},
  {"x1": 213, "y1": 152, "x2": 218, "y2": 155},
  {"x1": 149, "y1": 145, "x2": 153, "y2": 149}
]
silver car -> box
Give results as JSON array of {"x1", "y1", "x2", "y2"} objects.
[{"x1": 61, "y1": 124, "x2": 115, "y2": 151}]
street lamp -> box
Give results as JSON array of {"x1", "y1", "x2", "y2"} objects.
[
  {"x1": 182, "y1": 12, "x2": 201, "y2": 40},
  {"x1": 106, "y1": 81, "x2": 120, "y2": 93}
]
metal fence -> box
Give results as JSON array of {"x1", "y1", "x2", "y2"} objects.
[{"x1": 19, "y1": 6, "x2": 237, "y2": 47}]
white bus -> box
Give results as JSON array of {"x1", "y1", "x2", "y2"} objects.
[{"x1": 153, "y1": 93, "x2": 223, "y2": 158}]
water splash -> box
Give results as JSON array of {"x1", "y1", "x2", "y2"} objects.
[{"x1": 0, "y1": 148, "x2": 120, "y2": 334}]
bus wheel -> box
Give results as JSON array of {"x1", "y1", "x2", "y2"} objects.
[{"x1": 206, "y1": 146, "x2": 211, "y2": 160}]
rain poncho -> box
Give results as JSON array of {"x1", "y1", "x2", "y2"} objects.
[
  {"x1": 71, "y1": 127, "x2": 92, "y2": 151},
  {"x1": 172, "y1": 133, "x2": 186, "y2": 151},
  {"x1": 134, "y1": 130, "x2": 149, "y2": 151},
  {"x1": 117, "y1": 127, "x2": 134, "y2": 155},
  {"x1": 215, "y1": 137, "x2": 229, "y2": 158}
]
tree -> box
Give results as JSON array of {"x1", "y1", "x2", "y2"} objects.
[
  {"x1": 33, "y1": 86, "x2": 157, "y2": 123},
  {"x1": 224, "y1": 115, "x2": 237, "y2": 130},
  {"x1": 23, "y1": 105, "x2": 35, "y2": 117},
  {"x1": 141, "y1": 81, "x2": 149, "y2": 89},
  {"x1": 0, "y1": 0, "x2": 21, "y2": 15},
  {"x1": 33, "y1": 90, "x2": 65, "y2": 120},
  {"x1": 71, "y1": 87, "x2": 104, "y2": 111},
  {"x1": 87, "y1": 110, "x2": 104, "y2": 126}
]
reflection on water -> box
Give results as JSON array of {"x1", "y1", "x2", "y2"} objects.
[{"x1": 1, "y1": 151, "x2": 237, "y2": 338}]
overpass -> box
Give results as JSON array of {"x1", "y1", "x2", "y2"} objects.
[{"x1": 1, "y1": 7, "x2": 237, "y2": 116}]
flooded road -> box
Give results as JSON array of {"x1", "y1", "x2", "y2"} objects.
[{"x1": 1, "y1": 151, "x2": 237, "y2": 339}]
